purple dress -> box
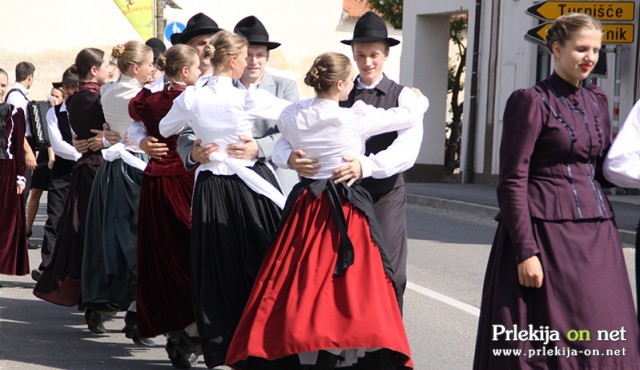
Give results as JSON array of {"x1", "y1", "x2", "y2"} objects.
[
  {"x1": 0, "y1": 105, "x2": 28, "y2": 276},
  {"x1": 473, "y1": 73, "x2": 640, "y2": 369}
]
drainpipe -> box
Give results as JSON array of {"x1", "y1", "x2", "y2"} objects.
[
  {"x1": 155, "y1": 0, "x2": 166, "y2": 40},
  {"x1": 462, "y1": 0, "x2": 482, "y2": 184}
]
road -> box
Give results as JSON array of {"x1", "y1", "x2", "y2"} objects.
[{"x1": 0, "y1": 203, "x2": 636, "y2": 369}]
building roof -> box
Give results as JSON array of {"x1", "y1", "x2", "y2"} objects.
[{"x1": 343, "y1": 0, "x2": 373, "y2": 18}]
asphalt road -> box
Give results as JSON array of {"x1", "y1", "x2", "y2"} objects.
[{"x1": 1, "y1": 203, "x2": 636, "y2": 369}]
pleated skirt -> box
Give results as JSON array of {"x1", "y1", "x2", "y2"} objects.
[
  {"x1": 473, "y1": 219, "x2": 640, "y2": 370},
  {"x1": 81, "y1": 155, "x2": 146, "y2": 308},
  {"x1": 227, "y1": 181, "x2": 412, "y2": 369},
  {"x1": 191, "y1": 163, "x2": 282, "y2": 369},
  {"x1": 33, "y1": 153, "x2": 102, "y2": 306}
]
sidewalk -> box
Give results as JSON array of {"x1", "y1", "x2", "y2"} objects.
[{"x1": 406, "y1": 182, "x2": 640, "y2": 245}]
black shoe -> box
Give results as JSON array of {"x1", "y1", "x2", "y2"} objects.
[
  {"x1": 313, "y1": 351, "x2": 343, "y2": 370},
  {"x1": 28, "y1": 243, "x2": 41, "y2": 250},
  {"x1": 85, "y1": 308, "x2": 106, "y2": 334},
  {"x1": 122, "y1": 311, "x2": 155, "y2": 346},
  {"x1": 167, "y1": 330, "x2": 202, "y2": 356},
  {"x1": 166, "y1": 339, "x2": 194, "y2": 369},
  {"x1": 31, "y1": 269, "x2": 42, "y2": 282}
]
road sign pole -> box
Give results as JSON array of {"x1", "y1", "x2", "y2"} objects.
[{"x1": 613, "y1": 45, "x2": 622, "y2": 136}]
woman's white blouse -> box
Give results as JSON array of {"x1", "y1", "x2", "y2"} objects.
[
  {"x1": 159, "y1": 75, "x2": 290, "y2": 175},
  {"x1": 275, "y1": 94, "x2": 429, "y2": 180},
  {"x1": 159, "y1": 75, "x2": 291, "y2": 208},
  {"x1": 101, "y1": 74, "x2": 142, "y2": 145}
]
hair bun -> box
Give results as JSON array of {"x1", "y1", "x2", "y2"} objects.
[
  {"x1": 304, "y1": 56, "x2": 325, "y2": 89},
  {"x1": 69, "y1": 64, "x2": 79, "y2": 74},
  {"x1": 112, "y1": 44, "x2": 126, "y2": 59},
  {"x1": 156, "y1": 54, "x2": 168, "y2": 72},
  {"x1": 203, "y1": 44, "x2": 216, "y2": 59}
]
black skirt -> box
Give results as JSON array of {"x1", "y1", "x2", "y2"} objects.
[{"x1": 191, "y1": 162, "x2": 282, "y2": 369}]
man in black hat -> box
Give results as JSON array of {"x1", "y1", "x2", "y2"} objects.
[
  {"x1": 145, "y1": 37, "x2": 167, "y2": 90},
  {"x1": 279, "y1": 11, "x2": 426, "y2": 313},
  {"x1": 172, "y1": 12, "x2": 221, "y2": 84},
  {"x1": 130, "y1": 12, "x2": 221, "y2": 161},
  {"x1": 31, "y1": 67, "x2": 81, "y2": 281},
  {"x1": 230, "y1": 15, "x2": 299, "y2": 194},
  {"x1": 177, "y1": 15, "x2": 300, "y2": 195}
]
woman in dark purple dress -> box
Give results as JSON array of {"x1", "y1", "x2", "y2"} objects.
[
  {"x1": 129, "y1": 44, "x2": 201, "y2": 369},
  {"x1": 473, "y1": 13, "x2": 640, "y2": 369},
  {"x1": 33, "y1": 49, "x2": 110, "y2": 319},
  {"x1": 0, "y1": 98, "x2": 28, "y2": 276}
]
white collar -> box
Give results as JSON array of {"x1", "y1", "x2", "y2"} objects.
[{"x1": 356, "y1": 75, "x2": 384, "y2": 90}]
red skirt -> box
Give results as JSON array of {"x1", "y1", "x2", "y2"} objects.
[
  {"x1": 227, "y1": 186, "x2": 412, "y2": 368},
  {"x1": 0, "y1": 160, "x2": 28, "y2": 276}
]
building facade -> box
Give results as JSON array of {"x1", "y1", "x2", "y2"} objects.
[
  {"x1": 402, "y1": 0, "x2": 639, "y2": 183},
  {"x1": 0, "y1": 0, "x2": 402, "y2": 101}
]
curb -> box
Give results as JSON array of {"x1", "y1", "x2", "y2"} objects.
[{"x1": 407, "y1": 194, "x2": 636, "y2": 247}]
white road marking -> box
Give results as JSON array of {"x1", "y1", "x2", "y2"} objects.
[{"x1": 407, "y1": 281, "x2": 480, "y2": 317}]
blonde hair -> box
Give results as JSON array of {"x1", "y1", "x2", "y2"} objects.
[
  {"x1": 202, "y1": 30, "x2": 248, "y2": 71},
  {"x1": 112, "y1": 40, "x2": 152, "y2": 74},
  {"x1": 546, "y1": 13, "x2": 602, "y2": 52},
  {"x1": 157, "y1": 45, "x2": 199, "y2": 80},
  {"x1": 304, "y1": 52, "x2": 352, "y2": 94}
]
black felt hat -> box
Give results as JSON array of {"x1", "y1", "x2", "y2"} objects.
[
  {"x1": 52, "y1": 67, "x2": 79, "y2": 88},
  {"x1": 341, "y1": 11, "x2": 400, "y2": 46},
  {"x1": 145, "y1": 37, "x2": 166, "y2": 62},
  {"x1": 175, "y1": 12, "x2": 221, "y2": 45},
  {"x1": 234, "y1": 16, "x2": 280, "y2": 50},
  {"x1": 170, "y1": 32, "x2": 181, "y2": 45}
]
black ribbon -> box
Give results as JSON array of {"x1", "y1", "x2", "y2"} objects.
[{"x1": 305, "y1": 178, "x2": 355, "y2": 276}]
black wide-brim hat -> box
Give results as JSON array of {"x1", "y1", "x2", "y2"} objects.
[
  {"x1": 52, "y1": 67, "x2": 79, "y2": 88},
  {"x1": 234, "y1": 15, "x2": 280, "y2": 50},
  {"x1": 175, "y1": 12, "x2": 221, "y2": 45},
  {"x1": 341, "y1": 11, "x2": 400, "y2": 46},
  {"x1": 145, "y1": 37, "x2": 167, "y2": 62}
]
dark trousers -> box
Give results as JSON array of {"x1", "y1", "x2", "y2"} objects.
[
  {"x1": 22, "y1": 136, "x2": 35, "y2": 202},
  {"x1": 39, "y1": 173, "x2": 71, "y2": 270},
  {"x1": 371, "y1": 185, "x2": 408, "y2": 313},
  {"x1": 22, "y1": 168, "x2": 32, "y2": 204}
]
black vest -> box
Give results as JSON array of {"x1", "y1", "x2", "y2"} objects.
[
  {"x1": 340, "y1": 75, "x2": 405, "y2": 195},
  {"x1": 51, "y1": 104, "x2": 75, "y2": 177}
]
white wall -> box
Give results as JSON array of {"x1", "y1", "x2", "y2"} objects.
[
  {"x1": 0, "y1": 0, "x2": 403, "y2": 100},
  {"x1": 404, "y1": 0, "x2": 639, "y2": 181},
  {"x1": 403, "y1": 0, "x2": 479, "y2": 175}
]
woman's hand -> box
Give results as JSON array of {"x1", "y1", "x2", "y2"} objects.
[
  {"x1": 102, "y1": 123, "x2": 121, "y2": 145},
  {"x1": 140, "y1": 136, "x2": 169, "y2": 159},
  {"x1": 517, "y1": 255, "x2": 544, "y2": 288}
]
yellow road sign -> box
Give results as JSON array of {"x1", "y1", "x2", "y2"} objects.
[
  {"x1": 527, "y1": 1, "x2": 635, "y2": 22},
  {"x1": 526, "y1": 22, "x2": 635, "y2": 44}
]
